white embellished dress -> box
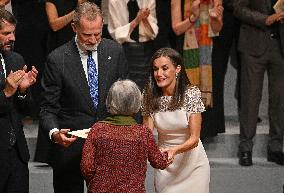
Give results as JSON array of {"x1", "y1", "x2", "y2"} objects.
[{"x1": 142, "y1": 86, "x2": 210, "y2": 193}]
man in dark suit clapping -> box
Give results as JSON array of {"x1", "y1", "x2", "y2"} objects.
[
  {"x1": 38, "y1": 2, "x2": 128, "y2": 193},
  {"x1": 234, "y1": 0, "x2": 284, "y2": 166},
  {"x1": 0, "y1": 8, "x2": 38, "y2": 193}
]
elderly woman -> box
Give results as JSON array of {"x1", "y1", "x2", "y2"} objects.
[{"x1": 80, "y1": 79, "x2": 168, "y2": 193}]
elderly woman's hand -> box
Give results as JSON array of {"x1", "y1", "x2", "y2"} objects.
[{"x1": 160, "y1": 147, "x2": 177, "y2": 165}]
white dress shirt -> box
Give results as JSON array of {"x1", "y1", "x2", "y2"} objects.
[{"x1": 0, "y1": 53, "x2": 6, "y2": 78}]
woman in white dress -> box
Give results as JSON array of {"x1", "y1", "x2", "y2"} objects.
[{"x1": 142, "y1": 47, "x2": 210, "y2": 193}]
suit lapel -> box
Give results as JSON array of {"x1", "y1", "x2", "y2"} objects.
[
  {"x1": 266, "y1": 0, "x2": 271, "y2": 10},
  {"x1": 65, "y1": 40, "x2": 95, "y2": 113},
  {"x1": 2, "y1": 52, "x2": 14, "y2": 73},
  {"x1": 97, "y1": 39, "x2": 108, "y2": 109}
]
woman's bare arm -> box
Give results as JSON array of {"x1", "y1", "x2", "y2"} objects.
[{"x1": 46, "y1": 1, "x2": 75, "y2": 32}]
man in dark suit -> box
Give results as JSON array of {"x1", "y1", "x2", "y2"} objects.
[
  {"x1": 234, "y1": 0, "x2": 284, "y2": 166},
  {"x1": 39, "y1": 2, "x2": 128, "y2": 193},
  {"x1": 0, "y1": 8, "x2": 38, "y2": 193}
]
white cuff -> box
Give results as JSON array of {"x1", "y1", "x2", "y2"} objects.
[{"x1": 49, "y1": 128, "x2": 59, "y2": 141}]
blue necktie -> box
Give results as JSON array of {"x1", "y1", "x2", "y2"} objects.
[{"x1": 87, "y1": 51, "x2": 99, "y2": 109}]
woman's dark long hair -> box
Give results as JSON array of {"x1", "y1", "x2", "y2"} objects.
[{"x1": 143, "y1": 48, "x2": 191, "y2": 114}]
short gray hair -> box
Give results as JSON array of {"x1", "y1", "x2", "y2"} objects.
[
  {"x1": 106, "y1": 80, "x2": 142, "y2": 115},
  {"x1": 73, "y1": 1, "x2": 102, "y2": 27}
]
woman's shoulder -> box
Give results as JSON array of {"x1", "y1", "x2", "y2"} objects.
[
  {"x1": 184, "y1": 85, "x2": 202, "y2": 97},
  {"x1": 183, "y1": 85, "x2": 205, "y2": 113},
  {"x1": 89, "y1": 122, "x2": 105, "y2": 133},
  {"x1": 91, "y1": 122, "x2": 107, "y2": 128},
  {"x1": 91, "y1": 122, "x2": 148, "y2": 131},
  {"x1": 89, "y1": 122, "x2": 116, "y2": 134}
]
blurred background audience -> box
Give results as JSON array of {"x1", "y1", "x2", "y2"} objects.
[
  {"x1": 171, "y1": 0, "x2": 223, "y2": 138},
  {"x1": 108, "y1": 0, "x2": 158, "y2": 90}
]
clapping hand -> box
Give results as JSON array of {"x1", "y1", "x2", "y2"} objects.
[
  {"x1": 209, "y1": 2, "x2": 223, "y2": 20},
  {"x1": 3, "y1": 69, "x2": 25, "y2": 97},
  {"x1": 136, "y1": 8, "x2": 150, "y2": 24},
  {"x1": 18, "y1": 65, "x2": 38, "y2": 93}
]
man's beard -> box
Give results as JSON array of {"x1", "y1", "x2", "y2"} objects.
[
  {"x1": 0, "y1": 41, "x2": 14, "y2": 52},
  {"x1": 79, "y1": 39, "x2": 101, "y2": 52},
  {"x1": 82, "y1": 44, "x2": 97, "y2": 51}
]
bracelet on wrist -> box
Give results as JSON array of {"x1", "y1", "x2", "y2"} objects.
[{"x1": 189, "y1": 14, "x2": 197, "y2": 23}]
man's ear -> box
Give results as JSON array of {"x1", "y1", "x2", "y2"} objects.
[{"x1": 71, "y1": 23, "x2": 77, "y2": 33}]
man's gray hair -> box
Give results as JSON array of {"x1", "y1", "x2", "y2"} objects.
[
  {"x1": 106, "y1": 79, "x2": 142, "y2": 115},
  {"x1": 73, "y1": 1, "x2": 102, "y2": 26}
]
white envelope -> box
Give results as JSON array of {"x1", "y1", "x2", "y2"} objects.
[{"x1": 68, "y1": 128, "x2": 91, "y2": 139}]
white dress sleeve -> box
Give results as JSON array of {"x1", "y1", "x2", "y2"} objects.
[{"x1": 184, "y1": 86, "x2": 206, "y2": 113}]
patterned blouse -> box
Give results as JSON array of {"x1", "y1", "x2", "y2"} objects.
[
  {"x1": 80, "y1": 120, "x2": 168, "y2": 193},
  {"x1": 141, "y1": 86, "x2": 206, "y2": 116}
]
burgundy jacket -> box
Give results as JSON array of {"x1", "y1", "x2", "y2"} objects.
[{"x1": 81, "y1": 122, "x2": 168, "y2": 193}]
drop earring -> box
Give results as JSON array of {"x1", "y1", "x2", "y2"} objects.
[{"x1": 176, "y1": 72, "x2": 179, "y2": 79}]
